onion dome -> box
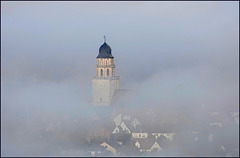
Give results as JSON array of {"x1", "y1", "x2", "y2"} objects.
[{"x1": 97, "y1": 36, "x2": 114, "y2": 58}]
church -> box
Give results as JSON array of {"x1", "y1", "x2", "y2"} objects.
[
  {"x1": 92, "y1": 37, "x2": 120, "y2": 106},
  {"x1": 92, "y1": 37, "x2": 136, "y2": 107}
]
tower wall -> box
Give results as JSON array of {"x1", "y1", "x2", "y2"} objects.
[
  {"x1": 92, "y1": 76, "x2": 119, "y2": 106},
  {"x1": 96, "y1": 58, "x2": 115, "y2": 77},
  {"x1": 92, "y1": 41, "x2": 119, "y2": 106}
]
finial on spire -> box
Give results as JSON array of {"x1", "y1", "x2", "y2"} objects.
[{"x1": 104, "y1": 36, "x2": 106, "y2": 43}]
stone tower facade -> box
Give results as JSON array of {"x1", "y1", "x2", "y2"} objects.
[{"x1": 92, "y1": 37, "x2": 119, "y2": 106}]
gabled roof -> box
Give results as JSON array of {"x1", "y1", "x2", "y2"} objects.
[
  {"x1": 121, "y1": 120, "x2": 135, "y2": 132},
  {"x1": 117, "y1": 141, "x2": 138, "y2": 155},
  {"x1": 112, "y1": 126, "x2": 124, "y2": 134},
  {"x1": 131, "y1": 118, "x2": 141, "y2": 125},
  {"x1": 135, "y1": 136, "x2": 156, "y2": 149},
  {"x1": 131, "y1": 125, "x2": 145, "y2": 133},
  {"x1": 156, "y1": 135, "x2": 169, "y2": 149},
  {"x1": 102, "y1": 140, "x2": 121, "y2": 149},
  {"x1": 113, "y1": 113, "x2": 122, "y2": 126}
]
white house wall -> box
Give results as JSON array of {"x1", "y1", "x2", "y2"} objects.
[{"x1": 132, "y1": 133, "x2": 148, "y2": 139}]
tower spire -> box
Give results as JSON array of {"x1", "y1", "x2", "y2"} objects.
[{"x1": 104, "y1": 36, "x2": 106, "y2": 43}]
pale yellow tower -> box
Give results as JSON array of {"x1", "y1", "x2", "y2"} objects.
[{"x1": 92, "y1": 37, "x2": 119, "y2": 106}]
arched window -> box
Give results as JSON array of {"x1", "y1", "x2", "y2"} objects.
[
  {"x1": 107, "y1": 69, "x2": 109, "y2": 76},
  {"x1": 101, "y1": 69, "x2": 103, "y2": 76}
]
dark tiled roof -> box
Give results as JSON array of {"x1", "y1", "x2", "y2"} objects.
[
  {"x1": 103, "y1": 140, "x2": 121, "y2": 149},
  {"x1": 97, "y1": 42, "x2": 114, "y2": 58},
  {"x1": 131, "y1": 125, "x2": 145, "y2": 133},
  {"x1": 122, "y1": 120, "x2": 135, "y2": 131},
  {"x1": 135, "y1": 136, "x2": 156, "y2": 149},
  {"x1": 156, "y1": 135, "x2": 169, "y2": 149},
  {"x1": 117, "y1": 141, "x2": 138, "y2": 155},
  {"x1": 111, "y1": 126, "x2": 124, "y2": 134}
]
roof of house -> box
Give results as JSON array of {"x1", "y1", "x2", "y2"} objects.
[
  {"x1": 121, "y1": 120, "x2": 135, "y2": 132},
  {"x1": 112, "y1": 126, "x2": 124, "y2": 134},
  {"x1": 131, "y1": 125, "x2": 145, "y2": 133},
  {"x1": 102, "y1": 140, "x2": 121, "y2": 149},
  {"x1": 135, "y1": 136, "x2": 157, "y2": 149},
  {"x1": 156, "y1": 135, "x2": 169, "y2": 149},
  {"x1": 116, "y1": 141, "x2": 138, "y2": 155}
]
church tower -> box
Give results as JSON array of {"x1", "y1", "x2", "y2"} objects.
[{"x1": 92, "y1": 37, "x2": 120, "y2": 106}]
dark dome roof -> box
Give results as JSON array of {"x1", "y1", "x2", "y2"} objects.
[{"x1": 97, "y1": 42, "x2": 114, "y2": 58}]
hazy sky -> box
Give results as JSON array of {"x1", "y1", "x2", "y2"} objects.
[
  {"x1": 1, "y1": 1, "x2": 239, "y2": 156},
  {"x1": 2, "y1": 1, "x2": 239, "y2": 107}
]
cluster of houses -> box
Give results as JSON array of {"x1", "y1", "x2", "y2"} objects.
[
  {"x1": 84, "y1": 105, "x2": 239, "y2": 156},
  {"x1": 86, "y1": 112, "x2": 174, "y2": 156}
]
